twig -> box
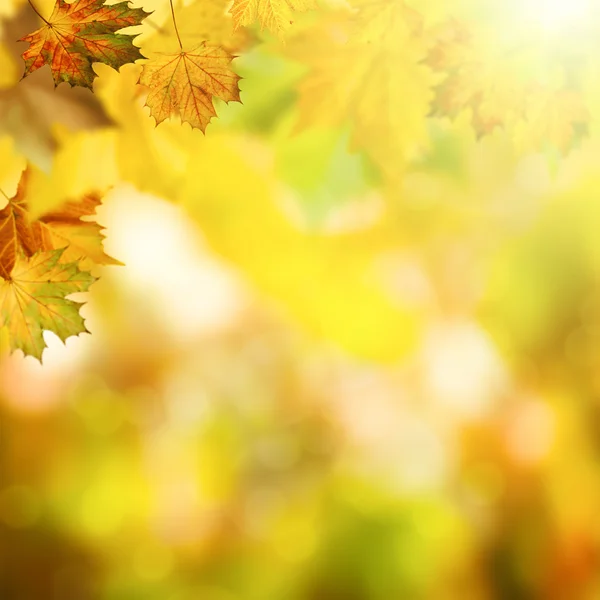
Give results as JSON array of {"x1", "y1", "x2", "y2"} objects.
[
  {"x1": 169, "y1": 0, "x2": 183, "y2": 50},
  {"x1": 26, "y1": 0, "x2": 49, "y2": 25}
]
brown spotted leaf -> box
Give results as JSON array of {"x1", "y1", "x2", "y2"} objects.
[
  {"x1": 19, "y1": 0, "x2": 150, "y2": 89},
  {"x1": 138, "y1": 42, "x2": 241, "y2": 132}
]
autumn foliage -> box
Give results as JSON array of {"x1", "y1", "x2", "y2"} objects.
[
  {"x1": 5, "y1": 3, "x2": 600, "y2": 600},
  {"x1": 0, "y1": 0, "x2": 599, "y2": 359}
]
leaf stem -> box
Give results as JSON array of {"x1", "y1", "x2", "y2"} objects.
[
  {"x1": 26, "y1": 0, "x2": 50, "y2": 25},
  {"x1": 168, "y1": 0, "x2": 183, "y2": 50}
]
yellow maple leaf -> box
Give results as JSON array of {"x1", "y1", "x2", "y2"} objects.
[
  {"x1": 138, "y1": 43, "x2": 241, "y2": 132},
  {"x1": 140, "y1": 0, "x2": 253, "y2": 54},
  {"x1": 229, "y1": 0, "x2": 315, "y2": 36},
  {"x1": 0, "y1": 249, "x2": 96, "y2": 360},
  {"x1": 426, "y1": 16, "x2": 591, "y2": 153},
  {"x1": 286, "y1": 2, "x2": 435, "y2": 180},
  {"x1": 517, "y1": 88, "x2": 589, "y2": 154}
]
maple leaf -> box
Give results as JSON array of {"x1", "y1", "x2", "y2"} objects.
[
  {"x1": 426, "y1": 18, "x2": 590, "y2": 153},
  {"x1": 141, "y1": 0, "x2": 253, "y2": 55},
  {"x1": 229, "y1": 0, "x2": 315, "y2": 36},
  {"x1": 426, "y1": 20, "x2": 527, "y2": 137},
  {"x1": 0, "y1": 248, "x2": 96, "y2": 360},
  {"x1": 517, "y1": 88, "x2": 589, "y2": 154},
  {"x1": 19, "y1": 0, "x2": 149, "y2": 89},
  {"x1": 138, "y1": 43, "x2": 241, "y2": 133},
  {"x1": 1, "y1": 4, "x2": 113, "y2": 166},
  {"x1": 286, "y1": 3, "x2": 435, "y2": 180},
  {"x1": 0, "y1": 167, "x2": 120, "y2": 278}
]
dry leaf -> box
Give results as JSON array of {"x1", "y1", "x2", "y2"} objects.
[{"x1": 138, "y1": 42, "x2": 241, "y2": 132}]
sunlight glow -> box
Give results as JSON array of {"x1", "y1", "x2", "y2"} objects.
[
  {"x1": 524, "y1": 0, "x2": 591, "y2": 32},
  {"x1": 103, "y1": 187, "x2": 246, "y2": 340}
]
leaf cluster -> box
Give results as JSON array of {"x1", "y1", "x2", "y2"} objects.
[{"x1": 2, "y1": 0, "x2": 599, "y2": 359}]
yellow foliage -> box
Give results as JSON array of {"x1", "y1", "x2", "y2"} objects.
[
  {"x1": 139, "y1": 43, "x2": 241, "y2": 133},
  {"x1": 286, "y1": 3, "x2": 435, "y2": 181},
  {"x1": 139, "y1": 0, "x2": 253, "y2": 54},
  {"x1": 230, "y1": 0, "x2": 316, "y2": 37},
  {"x1": 181, "y1": 133, "x2": 422, "y2": 360}
]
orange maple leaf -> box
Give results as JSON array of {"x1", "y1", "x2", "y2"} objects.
[
  {"x1": 0, "y1": 167, "x2": 120, "y2": 279},
  {"x1": 138, "y1": 43, "x2": 241, "y2": 132},
  {"x1": 20, "y1": 0, "x2": 149, "y2": 89}
]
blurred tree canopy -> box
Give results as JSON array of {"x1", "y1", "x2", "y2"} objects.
[{"x1": 2, "y1": 0, "x2": 600, "y2": 598}]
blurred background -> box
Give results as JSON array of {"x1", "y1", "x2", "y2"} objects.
[{"x1": 3, "y1": 0, "x2": 600, "y2": 598}]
